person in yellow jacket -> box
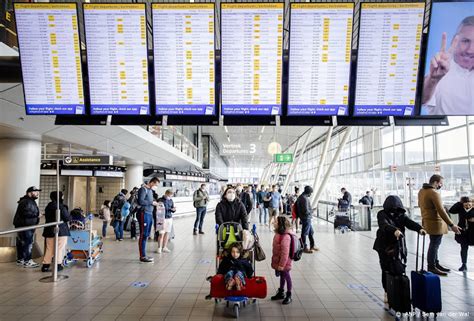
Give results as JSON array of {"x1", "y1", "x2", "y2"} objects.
[{"x1": 418, "y1": 174, "x2": 462, "y2": 276}]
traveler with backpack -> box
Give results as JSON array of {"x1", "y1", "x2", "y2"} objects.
[
  {"x1": 193, "y1": 184, "x2": 209, "y2": 235},
  {"x1": 111, "y1": 189, "x2": 128, "y2": 241},
  {"x1": 296, "y1": 186, "x2": 319, "y2": 253},
  {"x1": 271, "y1": 216, "x2": 297, "y2": 305},
  {"x1": 373, "y1": 195, "x2": 425, "y2": 303},
  {"x1": 99, "y1": 200, "x2": 111, "y2": 238}
]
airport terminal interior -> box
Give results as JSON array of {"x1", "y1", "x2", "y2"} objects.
[{"x1": 1, "y1": 0, "x2": 474, "y2": 320}]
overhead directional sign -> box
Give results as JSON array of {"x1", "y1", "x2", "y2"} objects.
[
  {"x1": 63, "y1": 155, "x2": 112, "y2": 166},
  {"x1": 274, "y1": 153, "x2": 293, "y2": 163},
  {"x1": 220, "y1": 143, "x2": 258, "y2": 156}
]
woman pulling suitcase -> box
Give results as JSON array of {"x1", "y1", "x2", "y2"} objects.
[{"x1": 373, "y1": 195, "x2": 426, "y2": 304}]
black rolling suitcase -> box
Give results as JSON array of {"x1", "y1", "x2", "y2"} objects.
[{"x1": 386, "y1": 237, "x2": 411, "y2": 313}]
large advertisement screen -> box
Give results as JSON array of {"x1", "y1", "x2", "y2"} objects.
[
  {"x1": 288, "y1": 3, "x2": 353, "y2": 116},
  {"x1": 153, "y1": 4, "x2": 215, "y2": 116},
  {"x1": 15, "y1": 3, "x2": 85, "y2": 115},
  {"x1": 84, "y1": 4, "x2": 150, "y2": 115},
  {"x1": 354, "y1": 3, "x2": 425, "y2": 116},
  {"x1": 421, "y1": 0, "x2": 474, "y2": 115},
  {"x1": 221, "y1": 3, "x2": 283, "y2": 116}
]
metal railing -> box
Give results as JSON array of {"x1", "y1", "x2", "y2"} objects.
[
  {"x1": 0, "y1": 220, "x2": 66, "y2": 283},
  {"x1": 315, "y1": 201, "x2": 372, "y2": 231}
]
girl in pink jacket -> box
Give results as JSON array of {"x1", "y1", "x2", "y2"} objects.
[{"x1": 271, "y1": 216, "x2": 294, "y2": 304}]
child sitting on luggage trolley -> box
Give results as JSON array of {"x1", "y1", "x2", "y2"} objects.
[{"x1": 217, "y1": 242, "x2": 253, "y2": 291}]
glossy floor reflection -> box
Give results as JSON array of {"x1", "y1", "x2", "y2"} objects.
[{"x1": 0, "y1": 211, "x2": 473, "y2": 321}]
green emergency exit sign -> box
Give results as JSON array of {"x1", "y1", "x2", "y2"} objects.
[{"x1": 274, "y1": 153, "x2": 293, "y2": 163}]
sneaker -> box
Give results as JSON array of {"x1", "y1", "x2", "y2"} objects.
[
  {"x1": 162, "y1": 247, "x2": 171, "y2": 253},
  {"x1": 193, "y1": 230, "x2": 198, "y2": 235},
  {"x1": 119, "y1": 239, "x2": 123, "y2": 242},
  {"x1": 428, "y1": 267, "x2": 448, "y2": 276},
  {"x1": 384, "y1": 292, "x2": 388, "y2": 303},
  {"x1": 199, "y1": 231, "x2": 205, "y2": 235},
  {"x1": 303, "y1": 249, "x2": 313, "y2": 254},
  {"x1": 16, "y1": 259, "x2": 25, "y2": 266},
  {"x1": 310, "y1": 246, "x2": 320, "y2": 252},
  {"x1": 458, "y1": 264, "x2": 467, "y2": 272},
  {"x1": 23, "y1": 260, "x2": 40, "y2": 268},
  {"x1": 57, "y1": 264, "x2": 64, "y2": 272},
  {"x1": 41, "y1": 264, "x2": 50, "y2": 273},
  {"x1": 116, "y1": 239, "x2": 120, "y2": 242},
  {"x1": 132, "y1": 237, "x2": 136, "y2": 240},
  {"x1": 156, "y1": 248, "x2": 162, "y2": 254},
  {"x1": 140, "y1": 257, "x2": 154, "y2": 263}
]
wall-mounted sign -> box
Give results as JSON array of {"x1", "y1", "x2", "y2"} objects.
[
  {"x1": 274, "y1": 153, "x2": 293, "y2": 163},
  {"x1": 220, "y1": 143, "x2": 258, "y2": 156},
  {"x1": 63, "y1": 155, "x2": 112, "y2": 166}
]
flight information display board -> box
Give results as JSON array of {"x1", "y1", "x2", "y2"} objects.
[
  {"x1": 84, "y1": 4, "x2": 149, "y2": 115},
  {"x1": 354, "y1": 3, "x2": 425, "y2": 116},
  {"x1": 14, "y1": 3, "x2": 85, "y2": 115},
  {"x1": 288, "y1": 3, "x2": 353, "y2": 116},
  {"x1": 221, "y1": 3, "x2": 283, "y2": 116},
  {"x1": 153, "y1": 4, "x2": 215, "y2": 115}
]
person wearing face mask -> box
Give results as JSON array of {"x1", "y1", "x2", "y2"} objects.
[
  {"x1": 13, "y1": 186, "x2": 41, "y2": 268},
  {"x1": 373, "y1": 195, "x2": 426, "y2": 304},
  {"x1": 215, "y1": 187, "x2": 249, "y2": 230},
  {"x1": 193, "y1": 184, "x2": 209, "y2": 235},
  {"x1": 137, "y1": 177, "x2": 161, "y2": 263},
  {"x1": 449, "y1": 196, "x2": 474, "y2": 272},
  {"x1": 156, "y1": 190, "x2": 176, "y2": 254},
  {"x1": 41, "y1": 191, "x2": 72, "y2": 273},
  {"x1": 418, "y1": 174, "x2": 462, "y2": 276}
]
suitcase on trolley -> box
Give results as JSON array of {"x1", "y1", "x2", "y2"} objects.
[
  {"x1": 411, "y1": 235, "x2": 442, "y2": 315},
  {"x1": 210, "y1": 274, "x2": 267, "y2": 299},
  {"x1": 334, "y1": 214, "x2": 351, "y2": 229}
]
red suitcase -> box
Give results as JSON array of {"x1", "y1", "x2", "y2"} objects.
[{"x1": 210, "y1": 274, "x2": 267, "y2": 299}]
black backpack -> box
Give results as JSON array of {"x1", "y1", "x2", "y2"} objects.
[{"x1": 288, "y1": 233, "x2": 304, "y2": 261}]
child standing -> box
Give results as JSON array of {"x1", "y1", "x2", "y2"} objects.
[
  {"x1": 100, "y1": 200, "x2": 111, "y2": 238},
  {"x1": 271, "y1": 216, "x2": 294, "y2": 305},
  {"x1": 217, "y1": 243, "x2": 253, "y2": 291},
  {"x1": 156, "y1": 189, "x2": 176, "y2": 253}
]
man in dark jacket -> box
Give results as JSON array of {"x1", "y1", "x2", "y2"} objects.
[
  {"x1": 41, "y1": 191, "x2": 72, "y2": 272},
  {"x1": 13, "y1": 186, "x2": 41, "y2": 268},
  {"x1": 338, "y1": 187, "x2": 352, "y2": 212},
  {"x1": 296, "y1": 186, "x2": 319, "y2": 253},
  {"x1": 216, "y1": 187, "x2": 249, "y2": 229},
  {"x1": 359, "y1": 191, "x2": 374, "y2": 215},
  {"x1": 240, "y1": 186, "x2": 253, "y2": 215},
  {"x1": 373, "y1": 195, "x2": 425, "y2": 303}
]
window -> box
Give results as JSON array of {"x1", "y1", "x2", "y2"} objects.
[
  {"x1": 405, "y1": 139, "x2": 423, "y2": 164},
  {"x1": 404, "y1": 127, "x2": 423, "y2": 141},
  {"x1": 437, "y1": 127, "x2": 468, "y2": 160}
]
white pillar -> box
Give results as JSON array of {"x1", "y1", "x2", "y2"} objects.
[
  {"x1": 0, "y1": 139, "x2": 41, "y2": 230},
  {"x1": 125, "y1": 162, "x2": 144, "y2": 191}
]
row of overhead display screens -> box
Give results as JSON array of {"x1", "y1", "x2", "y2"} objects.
[{"x1": 14, "y1": 1, "x2": 474, "y2": 116}]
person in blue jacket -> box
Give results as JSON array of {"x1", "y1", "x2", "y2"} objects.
[{"x1": 137, "y1": 177, "x2": 160, "y2": 263}]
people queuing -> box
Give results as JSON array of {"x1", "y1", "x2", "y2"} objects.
[
  {"x1": 295, "y1": 186, "x2": 319, "y2": 253},
  {"x1": 156, "y1": 189, "x2": 176, "y2": 254}
]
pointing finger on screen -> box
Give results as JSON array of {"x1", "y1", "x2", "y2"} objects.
[{"x1": 440, "y1": 32, "x2": 447, "y2": 53}]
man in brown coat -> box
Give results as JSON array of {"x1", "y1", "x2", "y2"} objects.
[{"x1": 418, "y1": 174, "x2": 461, "y2": 276}]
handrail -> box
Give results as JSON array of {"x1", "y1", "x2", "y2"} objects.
[{"x1": 0, "y1": 221, "x2": 64, "y2": 236}]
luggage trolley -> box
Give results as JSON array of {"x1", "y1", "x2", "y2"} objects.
[
  {"x1": 64, "y1": 214, "x2": 103, "y2": 268},
  {"x1": 206, "y1": 223, "x2": 267, "y2": 318},
  {"x1": 334, "y1": 210, "x2": 352, "y2": 233}
]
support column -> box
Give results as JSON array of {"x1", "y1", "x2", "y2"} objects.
[
  {"x1": 282, "y1": 128, "x2": 314, "y2": 195},
  {"x1": 0, "y1": 139, "x2": 41, "y2": 230},
  {"x1": 311, "y1": 126, "x2": 333, "y2": 207},
  {"x1": 125, "y1": 162, "x2": 144, "y2": 192},
  {"x1": 312, "y1": 127, "x2": 353, "y2": 208}
]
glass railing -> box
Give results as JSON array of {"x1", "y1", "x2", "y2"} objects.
[
  {"x1": 148, "y1": 126, "x2": 198, "y2": 161},
  {"x1": 315, "y1": 201, "x2": 372, "y2": 231}
]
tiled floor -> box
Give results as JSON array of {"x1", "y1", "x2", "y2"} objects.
[{"x1": 0, "y1": 211, "x2": 473, "y2": 321}]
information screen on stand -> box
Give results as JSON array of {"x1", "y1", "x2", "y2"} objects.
[
  {"x1": 288, "y1": 3, "x2": 353, "y2": 116},
  {"x1": 84, "y1": 4, "x2": 150, "y2": 115},
  {"x1": 354, "y1": 3, "x2": 425, "y2": 116},
  {"x1": 221, "y1": 3, "x2": 283, "y2": 116},
  {"x1": 153, "y1": 4, "x2": 215, "y2": 116},
  {"x1": 15, "y1": 3, "x2": 85, "y2": 115}
]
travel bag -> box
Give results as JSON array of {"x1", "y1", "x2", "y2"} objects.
[
  {"x1": 411, "y1": 234, "x2": 442, "y2": 315},
  {"x1": 386, "y1": 237, "x2": 411, "y2": 313},
  {"x1": 209, "y1": 274, "x2": 267, "y2": 299}
]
